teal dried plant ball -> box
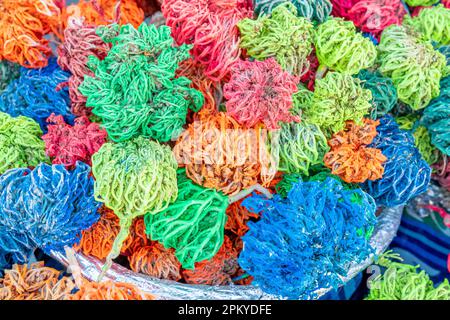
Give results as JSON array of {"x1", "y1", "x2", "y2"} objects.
[
  {"x1": 356, "y1": 70, "x2": 398, "y2": 119},
  {"x1": 253, "y1": 0, "x2": 332, "y2": 24}
]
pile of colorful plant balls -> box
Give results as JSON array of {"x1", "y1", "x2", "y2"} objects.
[{"x1": 0, "y1": 0, "x2": 449, "y2": 300}]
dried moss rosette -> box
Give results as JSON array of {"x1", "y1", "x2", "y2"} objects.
[
  {"x1": 0, "y1": 112, "x2": 48, "y2": 174},
  {"x1": 92, "y1": 136, "x2": 178, "y2": 278},
  {"x1": 404, "y1": 5, "x2": 450, "y2": 47},
  {"x1": 238, "y1": 177, "x2": 377, "y2": 299},
  {"x1": 356, "y1": 70, "x2": 398, "y2": 119},
  {"x1": 302, "y1": 72, "x2": 373, "y2": 133},
  {"x1": 366, "y1": 252, "x2": 450, "y2": 300},
  {"x1": 324, "y1": 119, "x2": 387, "y2": 183},
  {"x1": 396, "y1": 114, "x2": 439, "y2": 165},
  {"x1": 145, "y1": 171, "x2": 228, "y2": 269},
  {"x1": 421, "y1": 76, "x2": 450, "y2": 156},
  {"x1": 238, "y1": 3, "x2": 314, "y2": 76},
  {"x1": 223, "y1": 58, "x2": 300, "y2": 130},
  {"x1": 378, "y1": 25, "x2": 446, "y2": 110},
  {"x1": 275, "y1": 121, "x2": 329, "y2": 175},
  {"x1": 79, "y1": 23, "x2": 204, "y2": 143},
  {"x1": 253, "y1": 0, "x2": 332, "y2": 23},
  {"x1": 314, "y1": 17, "x2": 377, "y2": 75}
]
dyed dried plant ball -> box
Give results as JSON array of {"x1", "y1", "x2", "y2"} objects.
[
  {"x1": 324, "y1": 119, "x2": 387, "y2": 183},
  {"x1": 42, "y1": 114, "x2": 107, "y2": 168},
  {"x1": 356, "y1": 70, "x2": 398, "y2": 119},
  {"x1": 173, "y1": 112, "x2": 276, "y2": 196},
  {"x1": 254, "y1": 0, "x2": 332, "y2": 23},
  {"x1": 145, "y1": 171, "x2": 228, "y2": 269},
  {"x1": 314, "y1": 17, "x2": 377, "y2": 75},
  {"x1": 302, "y1": 72, "x2": 373, "y2": 133},
  {"x1": 238, "y1": 3, "x2": 314, "y2": 76},
  {"x1": 0, "y1": 162, "x2": 100, "y2": 265},
  {"x1": 404, "y1": 5, "x2": 450, "y2": 47},
  {"x1": 0, "y1": 112, "x2": 48, "y2": 175},
  {"x1": 378, "y1": 25, "x2": 446, "y2": 110},
  {"x1": 79, "y1": 23, "x2": 203, "y2": 143},
  {"x1": 223, "y1": 58, "x2": 300, "y2": 130},
  {"x1": 275, "y1": 121, "x2": 329, "y2": 175}
]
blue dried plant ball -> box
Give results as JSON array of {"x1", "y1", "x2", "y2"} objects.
[
  {"x1": 0, "y1": 162, "x2": 100, "y2": 264},
  {"x1": 239, "y1": 177, "x2": 377, "y2": 299},
  {"x1": 356, "y1": 70, "x2": 398, "y2": 119},
  {"x1": 421, "y1": 76, "x2": 450, "y2": 156},
  {"x1": 0, "y1": 58, "x2": 74, "y2": 132},
  {"x1": 254, "y1": 0, "x2": 332, "y2": 23},
  {"x1": 362, "y1": 115, "x2": 431, "y2": 207}
]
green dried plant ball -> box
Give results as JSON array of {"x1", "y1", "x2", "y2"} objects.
[
  {"x1": 274, "y1": 121, "x2": 329, "y2": 175},
  {"x1": 91, "y1": 136, "x2": 178, "y2": 221},
  {"x1": 378, "y1": 25, "x2": 446, "y2": 110},
  {"x1": 396, "y1": 114, "x2": 439, "y2": 165},
  {"x1": 404, "y1": 0, "x2": 440, "y2": 6},
  {"x1": 302, "y1": 72, "x2": 373, "y2": 133},
  {"x1": 145, "y1": 171, "x2": 228, "y2": 269},
  {"x1": 356, "y1": 70, "x2": 398, "y2": 119},
  {"x1": 238, "y1": 3, "x2": 314, "y2": 76},
  {"x1": 0, "y1": 112, "x2": 48, "y2": 174},
  {"x1": 404, "y1": 5, "x2": 450, "y2": 47},
  {"x1": 314, "y1": 17, "x2": 377, "y2": 75}
]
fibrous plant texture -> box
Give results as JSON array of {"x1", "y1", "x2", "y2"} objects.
[
  {"x1": 0, "y1": 112, "x2": 48, "y2": 175},
  {"x1": 69, "y1": 280, "x2": 154, "y2": 300},
  {"x1": 57, "y1": 18, "x2": 110, "y2": 116},
  {"x1": 0, "y1": 162, "x2": 100, "y2": 265},
  {"x1": 42, "y1": 114, "x2": 107, "y2": 168},
  {"x1": 145, "y1": 171, "x2": 228, "y2": 269},
  {"x1": 238, "y1": 3, "x2": 314, "y2": 76},
  {"x1": 92, "y1": 136, "x2": 178, "y2": 270},
  {"x1": 404, "y1": 5, "x2": 450, "y2": 46},
  {"x1": 356, "y1": 69, "x2": 398, "y2": 119},
  {"x1": 275, "y1": 121, "x2": 329, "y2": 175},
  {"x1": 324, "y1": 119, "x2": 387, "y2": 183},
  {"x1": 302, "y1": 71, "x2": 373, "y2": 133},
  {"x1": 238, "y1": 177, "x2": 377, "y2": 299},
  {"x1": 0, "y1": 58, "x2": 74, "y2": 132},
  {"x1": 173, "y1": 112, "x2": 277, "y2": 196},
  {"x1": 0, "y1": 262, "x2": 76, "y2": 300},
  {"x1": 347, "y1": 0, "x2": 406, "y2": 40},
  {"x1": 223, "y1": 58, "x2": 300, "y2": 130},
  {"x1": 65, "y1": 0, "x2": 145, "y2": 28},
  {"x1": 421, "y1": 76, "x2": 450, "y2": 156},
  {"x1": 0, "y1": 61, "x2": 20, "y2": 93},
  {"x1": 366, "y1": 252, "x2": 450, "y2": 300},
  {"x1": 0, "y1": 0, "x2": 63, "y2": 68},
  {"x1": 378, "y1": 25, "x2": 447, "y2": 110},
  {"x1": 314, "y1": 17, "x2": 377, "y2": 75},
  {"x1": 253, "y1": 0, "x2": 332, "y2": 23},
  {"x1": 161, "y1": 0, "x2": 253, "y2": 81},
  {"x1": 79, "y1": 23, "x2": 204, "y2": 143},
  {"x1": 362, "y1": 115, "x2": 431, "y2": 207}
]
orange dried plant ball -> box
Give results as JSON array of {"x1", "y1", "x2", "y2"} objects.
[
  {"x1": 75, "y1": 207, "x2": 149, "y2": 259},
  {"x1": 324, "y1": 119, "x2": 387, "y2": 183},
  {"x1": 0, "y1": 262, "x2": 76, "y2": 300},
  {"x1": 70, "y1": 280, "x2": 154, "y2": 300},
  {"x1": 173, "y1": 112, "x2": 277, "y2": 195},
  {"x1": 128, "y1": 243, "x2": 182, "y2": 281}
]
